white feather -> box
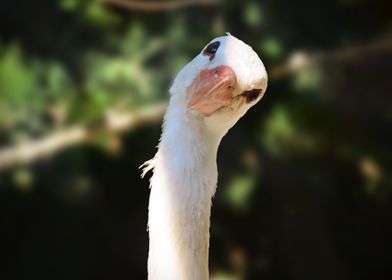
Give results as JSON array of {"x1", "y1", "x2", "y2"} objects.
[{"x1": 144, "y1": 34, "x2": 268, "y2": 280}]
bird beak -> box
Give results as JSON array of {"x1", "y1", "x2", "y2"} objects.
[{"x1": 188, "y1": 66, "x2": 237, "y2": 117}]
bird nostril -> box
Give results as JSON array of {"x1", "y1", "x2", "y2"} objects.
[{"x1": 241, "y1": 89, "x2": 262, "y2": 103}]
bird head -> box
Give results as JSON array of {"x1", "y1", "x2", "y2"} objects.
[{"x1": 170, "y1": 34, "x2": 268, "y2": 138}]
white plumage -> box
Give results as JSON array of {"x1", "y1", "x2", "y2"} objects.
[{"x1": 142, "y1": 34, "x2": 268, "y2": 280}]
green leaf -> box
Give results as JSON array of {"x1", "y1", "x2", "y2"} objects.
[
  {"x1": 224, "y1": 175, "x2": 255, "y2": 211},
  {"x1": 261, "y1": 38, "x2": 283, "y2": 60},
  {"x1": 59, "y1": 0, "x2": 80, "y2": 11},
  {"x1": 243, "y1": 2, "x2": 264, "y2": 27}
]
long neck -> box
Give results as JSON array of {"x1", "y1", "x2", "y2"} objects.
[{"x1": 147, "y1": 99, "x2": 220, "y2": 280}]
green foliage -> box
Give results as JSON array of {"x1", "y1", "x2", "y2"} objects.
[
  {"x1": 261, "y1": 38, "x2": 283, "y2": 60},
  {"x1": 0, "y1": 15, "x2": 192, "y2": 142},
  {"x1": 262, "y1": 105, "x2": 316, "y2": 156},
  {"x1": 60, "y1": 0, "x2": 79, "y2": 10},
  {"x1": 224, "y1": 174, "x2": 256, "y2": 211},
  {"x1": 60, "y1": 0, "x2": 120, "y2": 26},
  {"x1": 243, "y1": 2, "x2": 264, "y2": 27},
  {"x1": 0, "y1": 44, "x2": 37, "y2": 103},
  {"x1": 0, "y1": 45, "x2": 40, "y2": 121},
  {"x1": 293, "y1": 64, "x2": 323, "y2": 92},
  {"x1": 12, "y1": 167, "x2": 33, "y2": 191}
]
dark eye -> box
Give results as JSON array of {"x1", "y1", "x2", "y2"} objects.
[
  {"x1": 203, "y1": 41, "x2": 220, "y2": 60},
  {"x1": 204, "y1": 41, "x2": 220, "y2": 54}
]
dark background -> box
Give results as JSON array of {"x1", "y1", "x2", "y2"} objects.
[{"x1": 1, "y1": 0, "x2": 392, "y2": 279}]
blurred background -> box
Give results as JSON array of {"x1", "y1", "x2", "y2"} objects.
[{"x1": 1, "y1": 0, "x2": 392, "y2": 279}]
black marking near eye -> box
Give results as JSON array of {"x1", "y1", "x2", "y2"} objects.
[
  {"x1": 241, "y1": 89, "x2": 262, "y2": 103},
  {"x1": 203, "y1": 41, "x2": 220, "y2": 60}
]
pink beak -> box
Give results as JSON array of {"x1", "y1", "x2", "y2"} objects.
[{"x1": 188, "y1": 66, "x2": 237, "y2": 117}]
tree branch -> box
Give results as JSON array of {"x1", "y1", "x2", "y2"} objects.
[
  {"x1": 0, "y1": 103, "x2": 167, "y2": 171},
  {"x1": 0, "y1": 37, "x2": 391, "y2": 171},
  {"x1": 269, "y1": 37, "x2": 392, "y2": 80},
  {"x1": 105, "y1": 0, "x2": 219, "y2": 12}
]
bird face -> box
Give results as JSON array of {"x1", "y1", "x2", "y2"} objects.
[{"x1": 170, "y1": 34, "x2": 268, "y2": 137}]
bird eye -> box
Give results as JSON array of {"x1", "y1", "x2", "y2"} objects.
[
  {"x1": 203, "y1": 41, "x2": 220, "y2": 60},
  {"x1": 241, "y1": 89, "x2": 262, "y2": 103}
]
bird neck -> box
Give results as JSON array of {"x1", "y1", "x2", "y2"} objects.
[{"x1": 147, "y1": 99, "x2": 221, "y2": 280}]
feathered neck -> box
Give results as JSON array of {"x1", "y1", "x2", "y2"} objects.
[{"x1": 145, "y1": 96, "x2": 221, "y2": 280}]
